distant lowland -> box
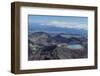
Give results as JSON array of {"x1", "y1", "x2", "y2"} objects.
[{"x1": 28, "y1": 24, "x2": 88, "y2": 60}]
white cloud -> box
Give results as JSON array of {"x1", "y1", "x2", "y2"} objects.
[{"x1": 40, "y1": 20, "x2": 87, "y2": 30}]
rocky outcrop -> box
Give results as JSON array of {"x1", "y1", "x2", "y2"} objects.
[{"x1": 28, "y1": 32, "x2": 88, "y2": 60}]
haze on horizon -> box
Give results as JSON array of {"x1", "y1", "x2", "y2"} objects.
[{"x1": 28, "y1": 15, "x2": 88, "y2": 30}]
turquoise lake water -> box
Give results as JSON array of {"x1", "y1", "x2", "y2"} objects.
[{"x1": 67, "y1": 44, "x2": 83, "y2": 49}]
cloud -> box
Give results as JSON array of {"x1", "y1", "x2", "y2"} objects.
[{"x1": 39, "y1": 20, "x2": 87, "y2": 30}]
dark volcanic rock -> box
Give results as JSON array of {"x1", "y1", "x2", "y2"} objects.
[{"x1": 28, "y1": 32, "x2": 88, "y2": 60}]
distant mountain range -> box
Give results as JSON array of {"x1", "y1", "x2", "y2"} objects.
[
  {"x1": 29, "y1": 23, "x2": 87, "y2": 37},
  {"x1": 28, "y1": 32, "x2": 87, "y2": 45}
]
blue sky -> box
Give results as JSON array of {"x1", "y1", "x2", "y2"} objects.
[{"x1": 28, "y1": 15, "x2": 88, "y2": 30}]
